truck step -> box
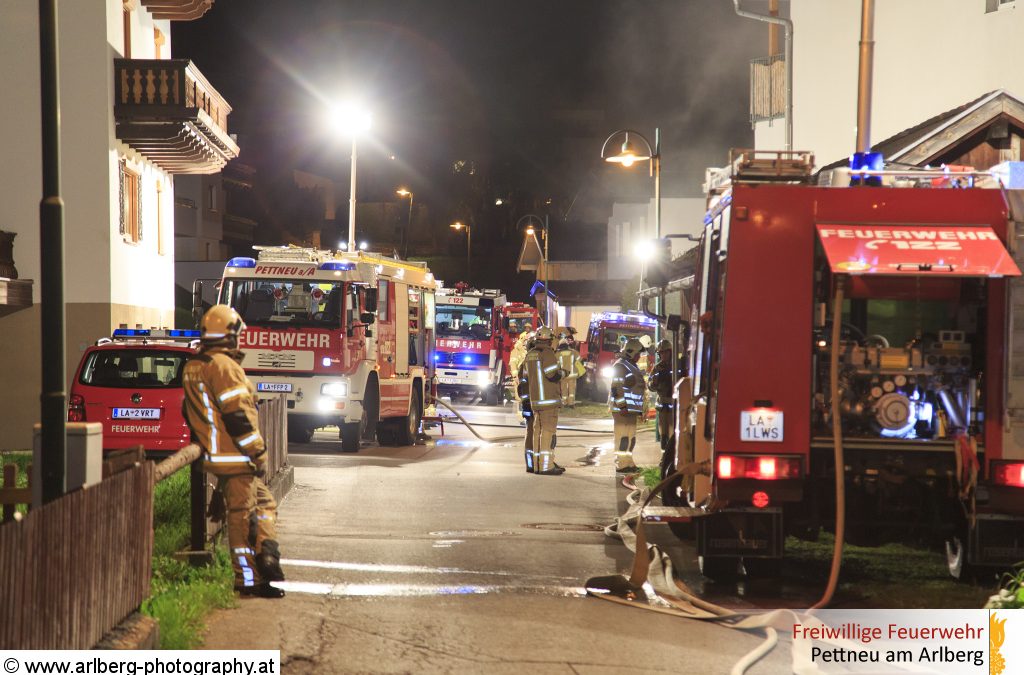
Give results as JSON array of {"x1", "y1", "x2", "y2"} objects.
[{"x1": 642, "y1": 506, "x2": 705, "y2": 523}]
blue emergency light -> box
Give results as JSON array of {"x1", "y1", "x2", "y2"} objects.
[
  {"x1": 113, "y1": 329, "x2": 151, "y2": 337},
  {"x1": 227, "y1": 257, "x2": 256, "y2": 268},
  {"x1": 319, "y1": 261, "x2": 354, "y2": 271},
  {"x1": 168, "y1": 329, "x2": 201, "y2": 338}
]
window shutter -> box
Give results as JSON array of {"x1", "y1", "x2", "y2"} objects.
[{"x1": 118, "y1": 161, "x2": 127, "y2": 236}]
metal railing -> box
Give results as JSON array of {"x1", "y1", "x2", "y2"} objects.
[{"x1": 750, "y1": 54, "x2": 786, "y2": 124}]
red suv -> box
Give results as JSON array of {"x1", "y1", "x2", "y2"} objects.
[{"x1": 68, "y1": 329, "x2": 199, "y2": 455}]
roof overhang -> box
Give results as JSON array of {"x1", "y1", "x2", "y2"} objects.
[{"x1": 817, "y1": 224, "x2": 1021, "y2": 277}]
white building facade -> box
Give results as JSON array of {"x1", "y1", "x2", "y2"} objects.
[
  {"x1": 606, "y1": 197, "x2": 706, "y2": 278},
  {"x1": 753, "y1": 0, "x2": 1024, "y2": 166},
  {"x1": 0, "y1": 0, "x2": 235, "y2": 449}
]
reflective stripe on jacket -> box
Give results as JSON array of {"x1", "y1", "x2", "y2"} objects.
[
  {"x1": 610, "y1": 357, "x2": 645, "y2": 415},
  {"x1": 525, "y1": 346, "x2": 564, "y2": 410},
  {"x1": 556, "y1": 348, "x2": 583, "y2": 381},
  {"x1": 182, "y1": 347, "x2": 266, "y2": 475}
]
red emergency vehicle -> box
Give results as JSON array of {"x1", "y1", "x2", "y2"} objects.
[
  {"x1": 433, "y1": 286, "x2": 538, "y2": 405},
  {"x1": 210, "y1": 246, "x2": 437, "y2": 451},
  {"x1": 579, "y1": 311, "x2": 657, "y2": 401},
  {"x1": 665, "y1": 151, "x2": 1024, "y2": 578},
  {"x1": 68, "y1": 328, "x2": 198, "y2": 455}
]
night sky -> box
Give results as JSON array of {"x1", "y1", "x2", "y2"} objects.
[{"x1": 174, "y1": 1, "x2": 767, "y2": 206}]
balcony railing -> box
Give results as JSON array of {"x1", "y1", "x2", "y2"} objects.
[
  {"x1": 750, "y1": 54, "x2": 786, "y2": 124},
  {"x1": 139, "y1": 0, "x2": 214, "y2": 21},
  {"x1": 114, "y1": 59, "x2": 239, "y2": 174}
]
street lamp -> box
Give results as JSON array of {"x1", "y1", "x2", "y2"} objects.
[
  {"x1": 450, "y1": 221, "x2": 471, "y2": 280},
  {"x1": 601, "y1": 128, "x2": 661, "y2": 335},
  {"x1": 396, "y1": 187, "x2": 414, "y2": 259},
  {"x1": 327, "y1": 102, "x2": 372, "y2": 252},
  {"x1": 517, "y1": 214, "x2": 550, "y2": 325}
]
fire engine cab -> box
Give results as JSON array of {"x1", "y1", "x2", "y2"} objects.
[
  {"x1": 579, "y1": 311, "x2": 657, "y2": 401},
  {"x1": 214, "y1": 246, "x2": 437, "y2": 451},
  {"x1": 662, "y1": 150, "x2": 1024, "y2": 579},
  {"x1": 433, "y1": 286, "x2": 538, "y2": 405}
]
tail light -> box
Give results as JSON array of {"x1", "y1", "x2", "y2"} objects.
[
  {"x1": 991, "y1": 461, "x2": 1024, "y2": 488},
  {"x1": 68, "y1": 394, "x2": 85, "y2": 422},
  {"x1": 715, "y1": 454, "x2": 801, "y2": 480}
]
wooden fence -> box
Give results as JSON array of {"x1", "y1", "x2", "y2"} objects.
[
  {"x1": 0, "y1": 462, "x2": 154, "y2": 649},
  {"x1": 259, "y1": 394, "x2": 288, "y2": 482}
]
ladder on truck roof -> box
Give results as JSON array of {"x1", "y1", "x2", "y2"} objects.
[{"x1": 704, "y1": 149, "x2": 815, "y2": 197}]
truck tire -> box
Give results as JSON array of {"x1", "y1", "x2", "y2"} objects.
[
  {"x1": 392, "y1": 391, "x2": 422, "y2": 446},
  {"x1": 362, "y1": 379, "x2": 380, "y2": 442},
  {"x1": 288, "y1": 423, "x2": 314, "y2": 444},
  {"x1": 698, "y1": 555, "x2": 740, "y2": 582},
  {"x1": 741, "y1": 557, "x2": 782, "y2": 579},
  {"x1": 340, "y1": 421, "x2": 362, "y2": 452}
]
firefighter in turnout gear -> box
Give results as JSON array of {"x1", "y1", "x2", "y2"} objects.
[
  {"x1": 610, "y1": 338, "x2": 647, "y2": 473},
  {"x1": 524, "y1": 327, "x2": 567, "y2": 475},
  {"x1": 649, "y1": 339, "x2": 675, "y2": 454},
  {"x1": 556, "y1": 337, "x2": 584, "y2": 407},
  {"x1": 517, "y1": 332, "x2": 537, "y2": 472},
  {"x1": 182, "y1": 305, "x2": 286, "y2": 598}
]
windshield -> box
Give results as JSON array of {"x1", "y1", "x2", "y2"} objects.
[
  {"x1": 601, "y1": 328, "x2": 654, "y2": 352},
  {"x1": 504, "y1": 312, "x2": 536, "y2": 336},
  {"x1": 222, "y1": 279, "x2": 344, "y2": 328},
  {"x1": 437, "y1": 305, "x2": 493, "y2": 339},
  {"x1": 80, "y1": 349, "x2": 186, "y2": 388}
]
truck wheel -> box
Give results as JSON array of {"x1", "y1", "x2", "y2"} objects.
[
  {"x1": 698, "y1": 555, "x2": 740, "y2": 582},
  {"x1": 340, "y1": 421, "x2": 362, "y2": 453},
  {"x1": 288, "y1": 424, "x2": 314, "y2": 444},
  {"x1": 362, "y1": 380, "x2": 380, "y2": 442},
  {"x1": 742, "y1": 557, "x2": 782, "y2": 579},
  {"x1": 393, "y1": 391, "x2": 422, "y2": 446}
]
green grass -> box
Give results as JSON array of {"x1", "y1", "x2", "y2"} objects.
[
  {"x1": 786, "y1": 531, "x2": 996, "y2": 608},
  {"x1": 142, "y1": 469, "x2": 235, "y2": 649},
  {"x1": 640, "y1": 465, "x2": 663, "y2": 490},
  {"x1": 0, "y1": 451, "x2": 32, "y2": 515},
  {"x1": 987, "y1": 564, "x2": 1024, "y2": 609}
]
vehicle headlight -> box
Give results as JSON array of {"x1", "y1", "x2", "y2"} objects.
[
  {"x1": 321, "y1": 382, "x2": 348, "y2": 397},
  {"x1": 600, "y1": 366, "x2": 614, "y2": 379},
  {"x1": 317, "y1": 397, "x2": 337, "y2": 411},
  {"x1": 476, "y1": 370, "x2": 491, "y2": 387}
]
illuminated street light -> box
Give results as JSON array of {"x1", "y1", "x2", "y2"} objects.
[
  {"x1": 517, "y1": 214, "x2": 550, "y2": 325},
  {"x1": 327, "y1": 102, "x2": 372, "y2": 253},
  {"x1": 396, "y1": 187, "x2": 414, "y2": 259},
  {"x1": 601, "y1": 127, "x2": 662, "y2": 337},
  {"x1": 494, "y1": 198, "x2": 504, "y2": 206},
  {"x1": 633, "y1": 239, "x2": 656, "y2": 261},
  {"x1": 450, "y1": 221, "x2": 472, "y2": 279}
]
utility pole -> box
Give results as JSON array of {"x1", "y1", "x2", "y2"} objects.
[{"x1": 39, "y1": 0, "x2": 67, "y2": 503}]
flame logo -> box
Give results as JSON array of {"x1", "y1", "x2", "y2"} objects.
[{"x1": 991, "y1": 612, "x2": 1006, "y2": 675}]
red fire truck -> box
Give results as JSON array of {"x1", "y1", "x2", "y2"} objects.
[
  {"x1": 664, "y1": 151, "x2": 1024, "y2": 579},
  {"x1": 579, "y1": 311, "x2": 657, "y2": 401},
  {"x1": 433, "y1": 286, "x2": 538, "y2": 405},
  {"x1": 211, "y1": 246, "x2": 437, "y2": 451}
]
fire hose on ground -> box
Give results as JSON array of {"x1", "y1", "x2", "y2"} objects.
[{"x1": 585, "y1": 279, "x2": 851, "y2": 674}]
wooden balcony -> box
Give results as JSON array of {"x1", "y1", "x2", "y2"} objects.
[
  {"x1": 138, "y1": 0, "x2": 214, "y2": 21},
  {"x1": 114, "y1": 59, "x2": 239, "y2": 174},
  {"x1": 750, "y1": 54, "x2": 786, "y2": 124}
]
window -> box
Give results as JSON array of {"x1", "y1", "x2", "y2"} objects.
[
  {"x1": 153, "y1": 27, "x2": 164, "y2": 59},
  {"x1": 119, "y1": 160, "x2": 141, "y2": 244},
  {"x1": 377, "y1": 280, "x2": 389, "y2": 321},
  {"x1": 207, "y1": 184, "x2": 218, "y2": 212},
  {"x1": 223, "y1": 279, "x2": 345, "y2": 329},
  {"x1": 986, "y1": 0, "x2": 1015, "y2": 12},
  {"x1": 79, "y1": 349, "x2": 186, "y2": 388},
  {"x1": 156, "y1": 181, "x2": 165, "y2": 255},
  {"x1": 435, "y1": 304, "x2": 493, "y2": 339}
]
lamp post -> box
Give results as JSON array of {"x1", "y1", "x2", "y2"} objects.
[
  {"x1": 601, "y1": 128, "x2": 661, "y2": 337},
  {"x1": 328, "y1": 103, "x2": 371, "y2": 252},
  {"x1": 450, "y1": 221, "x2": 471, "y2": 280},
  {"x1": 517, "y1": 214, "x2": 549, "y2": 325},
  {"x1": 396, "y1": 187, "x2": 413, "y2": 259}
]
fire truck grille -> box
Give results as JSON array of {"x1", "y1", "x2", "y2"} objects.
[{"x1": 256, "y1": 352, "x2": 298, "y2": 369}]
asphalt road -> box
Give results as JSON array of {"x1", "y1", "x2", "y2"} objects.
[{"x1": 202, "y1": 401, "x2": 794, "y2": 674}]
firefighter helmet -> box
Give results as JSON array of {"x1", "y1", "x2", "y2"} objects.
[
  {"x1": 621, "y1": 338, "x2": 645, "y2": 360},
  {"x1": 200, "y1": 304, "x2": 246, "y2": 343},
  {"x1": 535, "y1": 326, "x2": 555, "y2": 343},
  {"x1": 558, "y1": 338, "x2": 569, "y2": 349},
  {"x1": 656, "y1": 339, "x2": 672, "y2": 353}
]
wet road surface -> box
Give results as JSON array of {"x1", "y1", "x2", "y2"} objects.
[{"x1": 202, "y1": 401, "x2": 796, "y2": 673}]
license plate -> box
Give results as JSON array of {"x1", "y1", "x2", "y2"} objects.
[
  {"x1": 257, "y1": 382, "x2": 293, "y2": 393},
  {"x1": 740, "y1": 409, "x2": 783, "y2": 442},
  {"x1": 438, "y1": 377, "x2": 459, "y2": 385},
  {"x1": 112, "y1": 408, "x2": 162, "y2": 420}
]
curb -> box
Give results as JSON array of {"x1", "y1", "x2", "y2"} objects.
[{"x1": 94, "y1": 612, "x2": 159, "y2": 650}]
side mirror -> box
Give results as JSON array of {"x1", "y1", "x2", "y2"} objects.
[
  {"x1": 360, "y1": 311, "x2": 376, "y2": 325},
  {"x1": 363, "y1": 288, "x2": 378, "y2": 312},
  {"x1": 191, "y1": 280, "x2": 204, "y2": 328}
]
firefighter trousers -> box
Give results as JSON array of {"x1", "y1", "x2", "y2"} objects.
[
  {"x1": 656, "y1": 407, "x2": 673, "y2": 452},
  {"x1": 531, "y1": 408, "x2": 559, "y2": 472},
  {"x1": 560, "y1": 378, "x2": 577, "y2": 407},
  {"x1": 523, "y1": 412, "x2": 535, "y2": 471},
  {"x1": 221, "y1": 473, "x2": 278, "y2": 589},
  {"x1": 613, "y1": 411, "x2": 639, "y2": 470}
]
